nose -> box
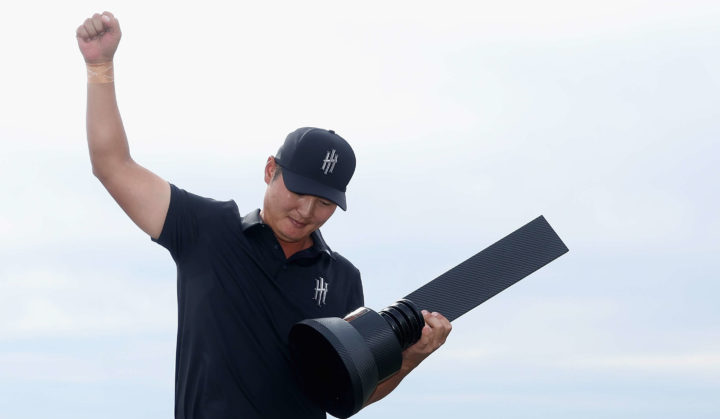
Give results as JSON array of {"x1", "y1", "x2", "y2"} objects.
[{"x1": 296, "y1": 196, "x2": 315, "y2": 219}]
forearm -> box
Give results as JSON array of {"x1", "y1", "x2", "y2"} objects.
[
  {"x1": 86, "y1": 63, "x2": 132, "y2": 180},
  {"x1": 364, "y1": 365, "x2": 411, "y2": 406},
  {"x1": 363, "y1": 310, "x2": 452, "y2": 408}
]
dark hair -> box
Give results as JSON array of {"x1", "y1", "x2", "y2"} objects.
[{"x1": 272, "y1": 163, "x2": 282, "y2": 181}]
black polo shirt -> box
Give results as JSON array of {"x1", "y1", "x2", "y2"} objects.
[{"x1": 153, "y1": 184, "x2": 364, "y2": 419}]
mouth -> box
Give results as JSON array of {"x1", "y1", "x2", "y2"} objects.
[{"x1": 288, "y1": 217, "x2": 307, "y2": 229}]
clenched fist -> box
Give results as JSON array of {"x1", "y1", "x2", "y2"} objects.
[
  {"x1": 400, "y1": 310, "x2": 452, "y2": 372},
  {"x1": 76, "y1": 11, "x2": 122, "y2": 64}
]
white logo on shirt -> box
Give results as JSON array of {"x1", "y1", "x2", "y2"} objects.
[{"x1": 313, "y1": 277, "x2": 329, "y2": 307}]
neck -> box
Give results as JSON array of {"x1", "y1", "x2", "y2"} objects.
[
  {"x1": 278, "y1": 236, "x2": 313, "y2": 259},
  {"x1": 259, "y1": 209, "x2": 314, "y2": 259}
]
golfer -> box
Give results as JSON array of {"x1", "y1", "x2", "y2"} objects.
[{"x1": 77, "y1": 11, "x2": 451, "y2": 418}]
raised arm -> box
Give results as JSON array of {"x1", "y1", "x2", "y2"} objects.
[{"x1": 77, "y1": 12, "x2": 170, "y2": 239}]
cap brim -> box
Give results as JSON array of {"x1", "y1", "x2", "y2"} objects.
[{"x1": 281, "y1": 167, "x2": 348, "y2": 211}]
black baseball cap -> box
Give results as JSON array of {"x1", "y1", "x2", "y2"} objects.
[{"x1": 274, "y1": 127, "x2": 356, "y2": 211}]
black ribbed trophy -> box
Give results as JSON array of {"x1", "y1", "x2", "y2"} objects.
[{"x1": 289, "y1": 216, "x2": 569, "y2": 418}]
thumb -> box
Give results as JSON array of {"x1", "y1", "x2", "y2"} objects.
[{"x1": 101, "y1": 11, "x2": 120, "y2": 34}]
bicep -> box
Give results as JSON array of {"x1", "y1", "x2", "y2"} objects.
[{"x1": 99, "y1": 159, "x2": 170, "y2": 239}]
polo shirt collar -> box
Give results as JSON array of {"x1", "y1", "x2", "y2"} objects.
[
  {"x1": 240, "y1": 208, "x2": 264, "y2": 231},
  {"x1": 241, "y1": 209, "x2": 334, "y2": 259}
]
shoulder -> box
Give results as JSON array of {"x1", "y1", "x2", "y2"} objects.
[
  {"x1": 169, "y1": 184, "x2": 239, "y2": 218},
  {"x1": 165, "y1": 184, "x2": 243, "y2": 236},
  {"x1": 328, "y1": 250, "x2": 364, "y2": 309},
  {"x1": 312, "y1": 229, "x2": 361, "y2": 280},
  {"x1": 154, "y1": 185, "x2": 245, "y2": 259},
  {"x1": 330, "y1": 251, "x2": 361, "y2": 280},
  {"x1": 312, "y1": 230, "x2": 358, "y2": 275}
]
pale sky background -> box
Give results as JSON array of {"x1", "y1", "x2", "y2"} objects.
[{"x1": 1, "y1": 1, "x2": 719, "y2": 418}]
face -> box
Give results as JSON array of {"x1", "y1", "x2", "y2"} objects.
[{"x1": 261, "y1": 158, "x2": 337, "y2": 246}]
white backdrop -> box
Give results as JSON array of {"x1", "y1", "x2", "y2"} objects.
[{"x1": 1, "y1": 1, "x2": 719, "y2": 418}]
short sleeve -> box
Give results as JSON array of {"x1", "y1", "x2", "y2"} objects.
[
  {"x1": 151, "y1": 184, "x2": 203, "y2": 262},
  {"x1": 346, "y1": 275, "x2": 364, "y2": 312},
  {"x1": 336, "y1": 253, "x2": 364, "y2": 312}
]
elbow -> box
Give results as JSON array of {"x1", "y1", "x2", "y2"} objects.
[
  {"x1": 91, "y1": 161, "x2": 111, "y2": 183},
  {"x1": 91, "y1": 163, "x2": 102, "y2": 180},
  {"x1": 90, "y1": 156, "x2": 131, "y2": 184}
]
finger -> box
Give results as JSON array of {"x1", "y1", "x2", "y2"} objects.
[
  {"x1": 84, "y1": 18, "x2": 99, "y2": 38},
  {"x1": 101, "y1": 11, "x2": 120, "y2": 34},
  {"x1": 432, "y1": 312, "x2": 452, "y2": 341},
  {"x1": 423, "y1": 313, "x2": 451, "y2": 347},
  {"x1": 432, "y1": 312, "x2": 452, "y2": 335},
  {"x1": 76, "y1": 25, "x2": 90, "y2": 41},
  {"x1": 411, "y1": 325, "x2": 432, "y2": 349},
  {"x1": 424, "y1": 312, "x2": 444, "y2": 329},
  {"x1": 431, "y1": 311, "x2": 449, "y2": 324},
  {"x1": 90, "y1": 13, "x2": 105, "y2": 36}
]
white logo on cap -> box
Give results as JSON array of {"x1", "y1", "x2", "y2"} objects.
[{"x1": 321, "y1": 150, "x2": 338, "y2": 175}]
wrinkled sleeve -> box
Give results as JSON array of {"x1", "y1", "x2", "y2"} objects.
[
  {"x1": 345, "y1": 262, "x2": 365, "y2": 312},
  {"x1": 152, "y1": 184, "x2": 201, "y2": 263}
]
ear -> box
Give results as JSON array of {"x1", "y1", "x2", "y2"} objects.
[{"x1": 264, "y1": 156, "x2": 276, "y2": 184}]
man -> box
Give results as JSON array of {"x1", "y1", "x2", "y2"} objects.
[{"x1": 77, "y1": 11, "x2": 451, "y2": 418}]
